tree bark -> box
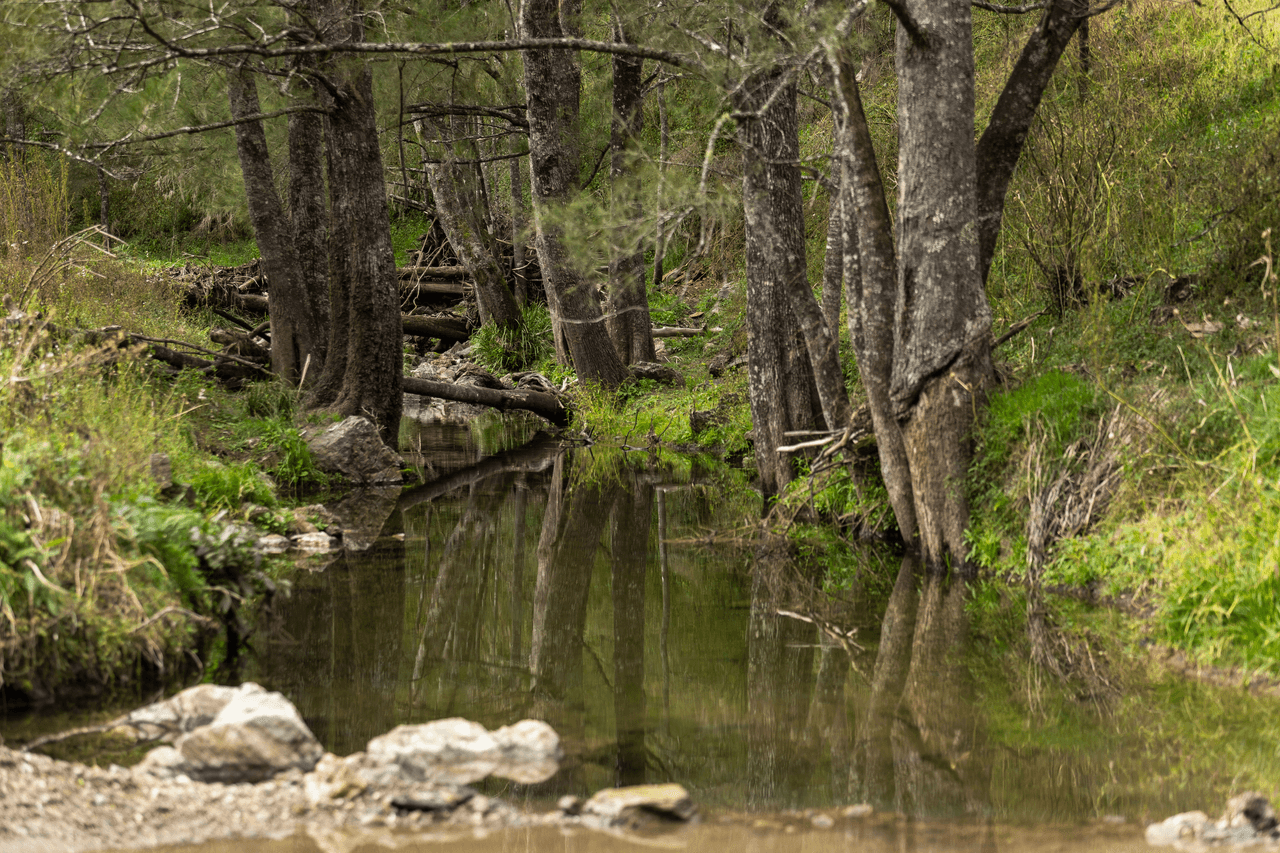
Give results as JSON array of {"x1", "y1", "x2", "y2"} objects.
[
  {"x1": 827, "y1": 43, "x2": 918, "y2": 542},
  {"x1": 401, "y1": 375, "x2": 568, "y2": 426},
  {"x1": 739, "y1": 65, "x2": 825, "y2": 498},
  {"x1": 520, "y1": 0, "x2": 631, "y2": 389},
  {"x1": 421, "y1": 117, "x2": 522, "y2": 330},
  {"x1": 306, "y1": 44, "x2": 403, "y2": 445},
  {"x1": 287, "y1": 75, "x2": 331, "y2": 380},
  {"x1": 227, "y1": 67, "x2": 326, "y2": 385},
  {"x1": 606, "y1": 20, "x2": 656, "y2": 365},
  {"x1": 892, "y1": 0, "x2": 993, "y2": 569}
]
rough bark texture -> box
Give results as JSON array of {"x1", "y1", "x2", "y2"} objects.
[
  {"x1": 893, "y1": 1, "x2": 993, "y2": 568},
  {"x1": 739, "y1": 67, "x2": 824, "y2": 499},
  {"x1": 287, "y1": 76, "x2": 331, "y2": 380},
  {"x1": 520, "y1": 0, "x2": 630, "y2": 389},
  {"x1": 306, "y1": 50, "x2": 402, "y2": 445},
  {"x1": 606, "y1": 22, "x2": 656, "y2": 365},
  {"x1": 975, "y1": 0, "x2": 1086, "y2": 285},
  {"x1": 227, "y1": 68, "x2": 326, "y2": 385},
  {"x1": 422, "y1": 119, "x2": 521, "y2": 330},
  {"x1": 828, "y1": 44, "x2": 918, "y2": 542}
]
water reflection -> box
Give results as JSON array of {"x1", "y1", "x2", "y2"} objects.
[{"x1": 242, "y1": 437, "x2": 1226, "y2": 823}]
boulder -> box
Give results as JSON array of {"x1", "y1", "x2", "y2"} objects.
[
  {"x1": 582, "y1": 783, "x2": 697, "y2": 824},
  {"x1": 114, "y1": 683, "x2": 256, "y2": 743},
  {"x1": 364, "y1": 718, "x2": 560, "y2": 786},
  {"x1": 136, "y1": 684, "x2": 323, "y2": 784},
  {"x1": 307, "y1": 416, "x2": 403, "y2": 485},
  {"x1": 1148, "y1": 793, "x2": 1280, "y2": 848},
  {"x1": 630, "y1": 361, "x2": 685, "y2": 388}
]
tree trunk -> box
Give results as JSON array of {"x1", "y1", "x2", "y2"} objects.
[
  {"x1": 739, "y1": 66, "x2": 825, "y2": 498},
  {"x1": 422, "y1": 118, "x2": 521, "y2": 330},
  {"x1": 227, "y1": 67, "x2": 326, "y2": 385},
  {"x1": 306, "y1": 51, "x2": 403, "y2": 445},
  {"x1": 287, "y1": 75, "x2": 330, "y2": 381},
  {"x1": 606, "y1": 20, "x2": 656, "y2": 365},
  {"x1": 827, "y1": 43, "x2": 918, "y2": 542},
  {"x1": 520, "y1": 0, "x2": 631, "y2": 389},
  {"x1": 892, "y1": 2, "x2": 994, "y2": 569},
  {"x1": 975, "y1": 0, "x2": 1087, "y2": 286},
  {"x1": 510, "y1": 143, "x2": 528, "y2": 308}
]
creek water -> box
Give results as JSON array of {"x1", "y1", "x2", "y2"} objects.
[{"x1": 8, "y1": 419, "x2": 1280, "y2": 853}]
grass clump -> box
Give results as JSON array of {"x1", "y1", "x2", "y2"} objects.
[{"x1": 471, "y1": 303, "x2": 555, "y2": 374}]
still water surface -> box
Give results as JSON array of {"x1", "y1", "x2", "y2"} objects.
[
  {"x1": 15, "y1": 420, "x2": 1280, "y2": 853},
  {"x1": 237, "y1": 423, "x2": 1280, "y2": 840}
]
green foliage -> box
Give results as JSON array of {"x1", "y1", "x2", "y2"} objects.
[{"x1": 471, "y1": 303, "x2": 555, "y2": 374}]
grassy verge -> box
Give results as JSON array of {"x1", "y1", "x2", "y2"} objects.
[{"x1": 0, "y1": 155, "x2": 334, "y2": 707}]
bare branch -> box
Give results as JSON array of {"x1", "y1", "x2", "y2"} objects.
[{"x1": 972, "y1": 1, "x2": 1049, "y2": 12}]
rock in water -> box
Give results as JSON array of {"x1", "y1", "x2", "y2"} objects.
[
  {"x1": 137, "y1": 684, "x2": 323, "y2": 783},
  {"x1": 365, "y1": 718, "x2": 561, "y2": 785},
  {"x1": 582, "y1": 783, "x2": 697, "y2": 824},
  {"x1": 492, "y1": 719, "x2": 562, "y2": 784},
  {"x1": 307, "y1": 416, "x2": 403, "y2": 485},
  {"x1": 116, "y1": 683, "x2": 260, "y2": 742}
]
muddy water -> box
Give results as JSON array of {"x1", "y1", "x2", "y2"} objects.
[{"x1": 108, "y1": 819, "x2": 1150, "y2": 853}]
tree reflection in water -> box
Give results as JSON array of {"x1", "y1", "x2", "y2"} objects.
[{"x1": 251, "y1": 443, "x2": 998, "y2": 818}]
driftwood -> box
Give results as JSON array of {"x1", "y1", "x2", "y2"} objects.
[{"x1": 402, "y1": 376, "x2": 568, "y2": 426}]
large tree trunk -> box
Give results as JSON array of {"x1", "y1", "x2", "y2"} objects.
[
  {"x1": 421, "y1": 118, "x2": 522, "y2": 330},
  {"x1": 739, "y1": 65, "x2": 825, "y2": 499},
  {"x1": 520, "y1": 0, "x2": 630, "y2": 389},
  {"x1": 827, "y1": 43, "x2": 918, "y2": 542},
  {"x1": 892, "y1": 2, "x2": 993, "y2": 569},
  {"x1": 227, "y1": 67, "x2": 327, "y2": 385},
  {"x1": 287, "y1": 75, "x2": 331, "y2": 381},
  {"x1": 306, "y1": 50, "x2": 403, "y2": 444},
  {"x1": 606, "y1": 20, "x2": 656, "y2": 365}
]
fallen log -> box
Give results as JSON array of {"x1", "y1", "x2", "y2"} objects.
[
  {"x1": 397, "y1": 265, "x2": 470, "y2": 280},
  {"x1": 402, "y1": 376, "x2": 568, "y2": 426},
  {"x1": 400, "y1": 281, "x2": 468, "y2": 308},
  {"x1": 401, "y1": 315, "x2": 471, "y2": 343},
  {"x1": 653, "y1": 325, "x2": 718, "y2": 338}
]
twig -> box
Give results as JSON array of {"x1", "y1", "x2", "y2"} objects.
[{"x1": 994, "y1": 308, "x2": 1050, "y2": 348}]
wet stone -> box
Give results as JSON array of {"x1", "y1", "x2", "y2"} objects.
[
  {"x1": 391, "y1": 785, "x2": 475, "y2": 813},
  {"x1": 582, "y1": 783, "x2": 697, "y2": 824}
]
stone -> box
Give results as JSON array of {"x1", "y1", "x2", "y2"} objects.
[
  {"x1": 842, "y1": 804, "x2": 874, "y2": 819},
  {"x1": 117, "y1": 683, "x2": 260, "y2": 743},
  {"x1": 256, "y1": 534, "x2": 291, "y2": 555},
  {"x1": 366, "y1": 719, "x2": 501, "y2": 786},
  {"x1": 582, "y1": 783, "x2": 697, "y2": 824},
  {"x1": 307, "y1": 417, "x2": 403, "y2": 485},
  {"x1": 630, "y1": 361, "x2": 685, "y2": 388},
  {"x1": 391, "y1": 786, "x2": 475, "y2": 813},
  {"x1": 364, "y1": 718, "x2": 561, "y2": 786},
  {"x1": 139, "y1": 684, "x2": 323, "y2": 784},
  {"x1": 491, "y1": 719, "x2": 561, "y2": 784},
  {"x1": 1146, "y1": 811, "x2": 1210, "y2": 846},
  {"x1": 292, "y1": 532, "x2": 336, "y2": 554}
]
